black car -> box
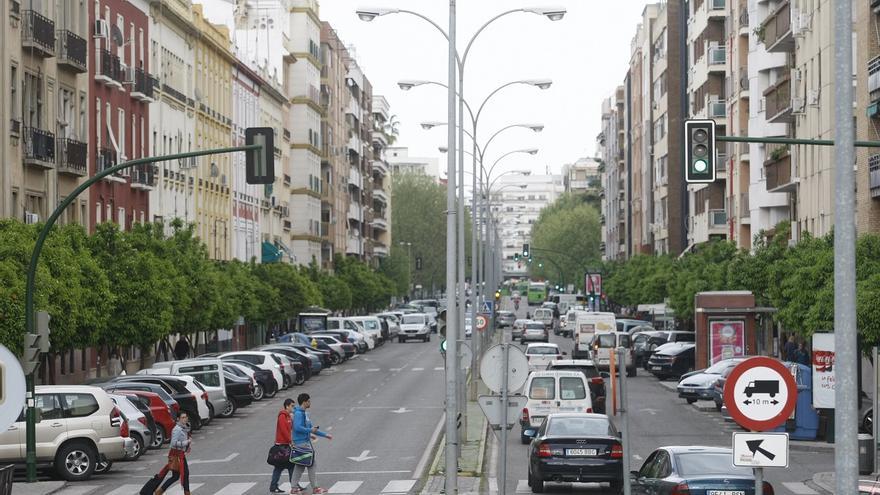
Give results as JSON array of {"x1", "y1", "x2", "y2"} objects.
[
  {"x1": 223, "y1": 361, "x2": 272, "y2": 401},
  {"x1": 524, "y1": 413, "x2": 623, "y2": 493},
  {"x1": 257, "y1": 345, "x2": 315, "y2": 381},
  {"x1": 647, "y1": 343, "x2": 696, "y2": 380},
  {"x1": 107, "y1": 376, "x2": 206, "y2": 429},
  {"x1": 545, "y1": 360, "x2": 607, "y2": 414},
  {"x1": 221, "y1": 371, "x2": 254, "y2": 415},
  {"x1": 319, "y1": 330, "x2": 366, "y2": 354},
  {"x1": 631, "y1": 446, "x2": 773, "y2": 494}
]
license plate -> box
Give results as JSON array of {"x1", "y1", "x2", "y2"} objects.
[
  {"x1": 599, "y1": 359, "x2": 609, "y2": 364},
  {"x1": 651, "y1": 366, "x2": 662, "y2": 370},
  {"x1": 565, "y1": 448, "x2": 597, "y2": 456},
  {"x1": 707, "y1": 491, "x2": 745, "y2": 495},
  {"x1": 530, "y1": 416, "x2": 546, "y2": 427}
]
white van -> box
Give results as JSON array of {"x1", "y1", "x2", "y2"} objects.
[
  {"x1": 328, "y1": 317, "x2": 376, "y2": 349},
  {"x1": 519, "y1": 370, "x2": 594, "y2": 443},
  {"x1": 590, "y1": 332, "x2": 636, "y2": 376},
  {"x1": 571, "y1": 311, "x2": 617, "y2": 359},
  {"x1": 147, "y1": 359, "x2": 231, "y2": 418},
  {"x1": 348, "y1": 316, "x2": 384, "y2": 344}
]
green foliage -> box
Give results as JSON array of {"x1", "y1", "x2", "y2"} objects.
[
  {"x1": 378, "y1": 247, "x2": 410, "y2": 297},
  {"x1": 666, "y1": 241, "x2": 739, "y2": 321},
  {"x1": 333, "y1": 255, "x2": 392, "y2": 312},
  {"x1": 603, "y1": 255, "x2": 674, "y2": 307},
  {"x1": 529, "y1": 193, "x2": 602, "y2": 289},
  {"x1": 391, "y1": 173, "x2": 448, "y2": 292}
]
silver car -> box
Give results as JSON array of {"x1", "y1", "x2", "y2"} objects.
[{"x1": 109, "y1": 394, "x2": 152, "y2": 461}]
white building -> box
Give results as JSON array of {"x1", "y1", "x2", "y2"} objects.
[
  {"x1": 231, "y1": 62, "x2": 262, "y2": 262},
  {"x1": 386, "y1": 147, "x2": 441, "y2": 179}
]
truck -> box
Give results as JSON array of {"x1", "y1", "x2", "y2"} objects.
[
  {"x1": 571, "y1": 311, "x2": 617, "y2": 359},
  {"x1": 744, "y1": 380, "x2": 779, "y2": 398}
]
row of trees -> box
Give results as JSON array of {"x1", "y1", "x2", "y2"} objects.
[
  {"x1": 602, "y1": 222, "x2": 880, "y2": 345},
  {"x1": 0, "y1": 219, "x2": 402, "y2": 358}
]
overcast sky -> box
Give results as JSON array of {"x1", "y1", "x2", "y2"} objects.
[{"x1": 203, "y1": 1, "x2": 651, "y2": 177}]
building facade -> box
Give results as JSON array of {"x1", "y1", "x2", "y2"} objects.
[
  {"x1": 726, "y1": 0, "x2": 752, "y2": 249},
  {"x1": 386, "y1": 147, "x2": 441, "y2": 178},
  {"x1": 599, "y1": 89, "x2": 626, "y2": 260},
  {"x1": 858, "y1": 0, "x2": 880, "y2": 233},
  {"x1": 371, "y1": 95, "x2": 392, "y2": 261},
  {"x1": 231, "y1": 61, "x2": 262, "y2": 262}
]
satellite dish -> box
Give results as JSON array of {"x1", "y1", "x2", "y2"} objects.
[{"x1": 110, "y1": 25, "x2": 124, "y2": 46}]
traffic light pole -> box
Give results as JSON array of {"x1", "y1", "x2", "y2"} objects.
[{"x1": 22, "y1": 144, "x2": 261, "y2": 481}]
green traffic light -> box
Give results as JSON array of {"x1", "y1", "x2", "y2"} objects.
[{"x1": 693, "y1": 159, "x2": 708, "y2": 173}]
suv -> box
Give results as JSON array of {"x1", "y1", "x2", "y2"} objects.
[{"x1": 0, "y1": 385, "x2": 135, "y2": 481}]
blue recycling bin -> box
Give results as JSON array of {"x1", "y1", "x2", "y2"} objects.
[{"x1": 772, "y1": 362, "x2": 820, "y2": 440}]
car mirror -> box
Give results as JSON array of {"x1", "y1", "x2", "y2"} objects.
[
  {"x1": 523, "y1": 429, "x2": 537, "y2": 438},
  {"x1": 600, "y1": 372, "x2": 611, "y2": 379},
  {"x1": 616, "y1": 431, "x2": 622, "y2": 438}
]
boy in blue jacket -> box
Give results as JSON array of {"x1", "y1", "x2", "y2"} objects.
[{"x1": 290, "y1": 393, "x2": 332, "y2": 494}]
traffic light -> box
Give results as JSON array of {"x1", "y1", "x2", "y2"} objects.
[
  {"x1": 514, "y1": 253, "x2": 520, "y2": 261},
  {"x1": 685, "y1": 119, "x2": 716, "y2": 183},
  {"x1": 415, "y1": 257, "x2": 422, "y2": 271},
  {"x1": 20, "y1": 311, "x2": 51, "y2": 376},
  {"x1": 245, "y1": 127, "x2": 276, "y2": 184},
  {"x1": 36, "y1": 311, "x2": 51, "y2": 353},
  {"x1": 523, "y1": 243, "x2": 530, "y2": 258},
  {"x1": 494, "y1": 291, "x2": 501, "y2": 302}
]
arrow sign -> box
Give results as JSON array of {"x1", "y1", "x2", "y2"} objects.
[
  {"x1": 391, "y1": 407, "x2": 411, "y2": 414},
  {"x1": 347, "y1": 450, "x2": 377, "y2": 462},
  {"x1": 745, "y1": 440, "x2": 775, "y2": 461}
]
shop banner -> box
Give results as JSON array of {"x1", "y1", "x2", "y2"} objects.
[{"x1": 709, "y1": 320, "x2": 745, "y2": 365}]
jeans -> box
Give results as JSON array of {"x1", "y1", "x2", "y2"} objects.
[{"x1": 270, "y1": 463, "x2": 294, "y2": 490}]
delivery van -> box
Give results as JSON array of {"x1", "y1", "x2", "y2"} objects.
[{"x1": 571, "y1": 311, "x2": 616, "y2": 359}]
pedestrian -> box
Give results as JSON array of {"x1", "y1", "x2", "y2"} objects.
[
  {"x1": 269, "y1": 399, "x2": 297, "y2": 493},
  {"x1": 155, "y1": 411, "x2": 192, "y2": 495},
  {"x1": 796, "y1": 343, "x2": 811, "y2": 366},
  {"x1": 290, "y1": 393, "x2": 332, "y2": 494},
  {"x1": 174, "y1": 337, "x2": 190, "y2": 360},
  {"x1": 783, "y1": 335, "x2": 798, "y2": 362}
]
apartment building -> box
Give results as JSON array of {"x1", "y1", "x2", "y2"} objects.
[
  {"x1": 343, "y1": 58, "x2": 375, "y2": 261},
  {"x1": 599, "y1": 88, "x2": 626, "y2": 260},
  {"x1": 686, "y1": 0, "x2": 729, "y2": 247},
  {"x1": 90, "y1": 0, "x2": 154, "y2": 231},
  {"x1": 371, "y1": 95, "x2": 393, "y2": 261},
  {"x1": 231, "y1": 60, "x2": 262, "y2": 262},
  {"x1": 858, "y1": 0, "x2": 880, "y2": 233},
  {"x1": 561, "y1": 157, "x2": 601, "y2": 195},
  {"x1": 287, "y1": 0, "x2": 324, "y2": 265},
  {"x1": 726, "y1": 0, "x2": 753, "y2": 249},
  {"x1": 149, "y1": 0, "x2": 196, "y2": 234},
  {"x1": 386, "y1": 147, "x2": 441, "y2": 179},
  {"x1": 261, "y1": 68, "x2": 293, "y2": 263},
  {"x1": 2, "y1": 0, "x2": 91, "y2": 226}
]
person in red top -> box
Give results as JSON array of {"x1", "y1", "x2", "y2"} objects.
[{"x1": 270, "y1": 399, "x2": 296, "y2": 493}]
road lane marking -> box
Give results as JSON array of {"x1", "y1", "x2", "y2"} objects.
[
  {"x1": 413, "y1": 412, "x2": 446, "y2": 479},
  {"x1": 189, "y1": 452, "x2": 239, "y2": 464},
  {"x1": 366, "y1": 368, "x2": 381, "y2": 372},
  {"x1": 389, "y1": 368, "x2": 402, "y2": 372},
  {"x1": 433, "y1": 367, "x2": 444, "y2": 371},
  {"x1": 782, "y1": 482, "x2": 819, "y2": 494},
  {"x1": 515, "y1": 479, "x2": 530, "y2": 493},
  {"x1": 344, "y1": 369, "x2": 358, "y2": 373},
  {"x1": 411, "y1": 368, "x2": 424, "y2": 371},
  {"x1": 381, "y1": 480, "x2": 416, "y2": 493},
  {"x1": 214, "y1": 482, "x2": 257, "y2": 495},
  {"x1": 53, "y1": 485, "x2": 101, "y2": 494},
  {"x1": 328, "y1": 481, "x2": 363, "y2": 493}
]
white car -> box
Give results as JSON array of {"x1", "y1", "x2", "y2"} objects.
[
  {"x1": 519, "y1": 370, "x2": 594, "y2": 443},
  {"x1": 218, "y1": 351, "x2": 285, "y2": 391},
  {"x1": 525, "y1": 343, "x2": 565, "y2": 371},
  {"x1": 349, "y1": 316, "x2": 385, "y2": 344},
  {"x1": 328, "y1": 317, "x2": 376, "y2": 349},
  {"x1": 399, "y1": 313, "x2": 431, "y2": 342}
]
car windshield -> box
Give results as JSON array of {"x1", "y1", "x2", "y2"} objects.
[
  {"x1": 675, "y1": 453, "x2": 751, "y2": 476},
  {"x1": 402, "y1": 315, "x2": 425, "y2": 325},
  {"x1": 547, "y1": 417, "x2": 613, "y2": 436},
  {"x1": 705, "y1": 360, "x2": 739, "y2": 374},
  {"x1": 527, "y1": 346, "x2": 559, "y2": 355},
  {"x1": 526, "y1": 323, "x2": 545, "y2": 329},
  {"x1": 551, "y1": 365, "x2": 599, "y2": 378},
  {"x1": 596, "y1": 334, "x2": 616, "y2": 347}
]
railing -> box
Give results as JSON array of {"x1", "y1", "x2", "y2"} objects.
[
  {"x1": 99, "y1": 49, "x2": 121, "y2": 82},
  {"x1": 57, "y1": 29, "x2": 87, "y2": 71},
  {"x1": 740, "y1": 192, "x2": 750, "y2": 218},
  {"x1": 762, "y1": 0, "x2": 792, "y2": 50},
  {"x1": 739, "y1": 7, "x2": 749, "y2": 27},
  {"x1": 708, "y1": 45, "x2": 726, "y2": 65},
  {"x1": 97, "y1": 147, "x2": 117, "y2": 174},
  {"x1": 131, "y1": 164, "x2": 158, "y2": 188},
  {"x1": 161, "y1": 83, "x2": 186, "y2": 104},
  {"x1": 321, "y1": 221, "x2": 330, "y2": 237},
  {"x1": 710, "y1": 209, "x2": 728, "y2": 227},
  {"x1": 765, "y1": 144, "x2": 792, "y2": 190},
  {"x1": 764, "y1": 75, "x2": 791, "y2": 120},
  {"x1": 10, "y1": 1, "x2": 20, "y2": 16},
  {"x1": 870, "y1": 154, "x2": 880, "y2": 198},
  {"x1": 868, "y1": 56, "x2": 880, "y2": 101},
  {"x1": 58, "y1": 138, "x2": 87, "y2": 175},
  {"x1": 21, "y1": 10, "x2": 55, "y2": 56},
  {"x1": 23, "y1": 126, "x2": 56, "y2": 164},
  {"x1": 132, "y1": 68, "x2": 156, "y2": 99}
]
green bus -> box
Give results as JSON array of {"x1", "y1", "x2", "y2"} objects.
[{"x1": 527, "y1": 282, "x2": 548, "y2": 306}]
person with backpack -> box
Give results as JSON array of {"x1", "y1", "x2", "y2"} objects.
[
  {"x1": 269, "y1": 399, "x2": 297, "y2": 493},
  {"x1": 290, "y1": 393, "x2": 332, "y2": 494}
]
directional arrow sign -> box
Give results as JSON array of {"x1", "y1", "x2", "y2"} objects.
[
  {"x1": 390, "y1": 407, "x2": 411, "y2": 414},
  {"x1": 732, "y1": 432, "x2": 789, "y2": 468},
  {"x1": 347, "y1": 450, "x2": 377, "y2": 462}
]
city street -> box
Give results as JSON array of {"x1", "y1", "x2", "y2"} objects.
[
  {"x1": 493, "y1": 301, "x2": 831, "y2": 495},
  {"x1": 47, "y1": 341, "x2": 446, "y2": 495}
]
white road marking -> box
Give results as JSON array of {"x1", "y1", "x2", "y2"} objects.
[
  {"x1": 366, "y1": 368, "x2": 381, "y2": 372},
  {"x1": 390, "y1": 407, "x2": 411, "y2": 414},
  {"x1": 52, "y1": 485, "x2": 101, "y2": 495},
  {"x1": 344, "y1": 369, "x2": 358, "y2": 373},
  {"x1": 632, "y1": 454, "x2": 643, "y2": 461},
  {"x1": 782, "y1": 482, "x2": 819, "y2": 494},
  {"x1": 347, "y1": 449, "x2": 378, "y2": 462},
  {"x1": 389, "y1": 368, "x2": 402, "y2": 372},
  {"x1": 162, "y1": 484, "x2": 205, "y2": 495},
  {"x1": 189, "y1": 452, "x2": 239, "y2": 465},
  {"x1": 381, "y1": 479, "x2": 416, "y2": 493},
  {"x1": 433, "y1": 367, "x2": 444, "y2": 371},
  {"x1": 328, "y1": 480, "x2": 364, "y2": 493},
  {"x1": 214, "y1": 482, "x2": 257, "y2": 495},
  {"x1": 411, "y1": 368, "x2": 424, "y2": 371}
]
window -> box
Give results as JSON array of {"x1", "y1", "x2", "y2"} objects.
[
  {"x1": 118, "y1": 108, "x2": 125, "y2": 159},
  {"x1": 95, "y1": 202, "x2": 102, "y2": 224},
  {"x1": 10, "y1": 65, "x2": 17, "y2": 121},
  {"x1": 59, "y1": 87, "x2": 75, "y2": 138},
  {"x1": 529, "y1": 377, "x2": 556, "y2": 400},
  {"x1": 117, "y1": 207, "x2": 125, "y2": 227},
  {"x1": 559, "y1": 377, "x2": 587, "y2": 400},
  {"x1": 62, "y1": 393, "x2": 99, "y2": 418},
  {"x1": 23, "y1": 72, "x2": 44, "y2": 128},
  {"x1": 35, "y1": 394, "x2": 64, "y2": 420},
  {"x1": 178, "y1": 364, "x2": 221, "y2": 387}
]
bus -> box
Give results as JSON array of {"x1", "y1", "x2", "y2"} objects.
[{"x1": 527, "y1": 282, "x2": 548, "y2": 306}]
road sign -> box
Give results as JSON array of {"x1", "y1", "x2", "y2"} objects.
[
  {"x1": 481, "y1": 301, "x2": 494, "y2": 314},
  {"x1": 476, "y1": 315, "x2": 489, "y2": 331},
  {"x1": 478, "y1": 394, "x2": 528, "y2": 430},
  {"x1": 480, "y1": 344, "x2": 529, "y2": 394},
  {"x1": 585, "y1": 273, "x2": 602, "y2": 295},
  {"x1": 732, "y1": 432, "x2": 789, "y2": 468},
  {"x1": 0, "y1": 344, "x2": 26, "y2": 432},
  {"x1": 724, "y1": 356, "x2": 798, "y2": 431}
]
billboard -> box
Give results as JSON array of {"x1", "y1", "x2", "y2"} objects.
[
  {"x1": 709, "y1": 320, "x2": 745, "y2": 365},
  {"x1": 812, "y1": 333, "x2": 835, "y2": 409}
]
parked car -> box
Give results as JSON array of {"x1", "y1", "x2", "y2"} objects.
[
  {"x1": 109, "y1": 375, "x2": 209, "y2": 430},
  {"x1": 0, "y1": 385, "x2": 135, "y2": 481},
  {"x1": 375, "y1": 313, "x2": 402, "y2": 339},
  {"x1": 630, "y1": 446, "x2": 773, "y2": 494},
  {"x1": 280, "y1": 342, "x2": 333, "y2": 369},
  {"x1": 320, "y1": 329, "x2": 368, "y2": 353},
  {"x1": 253, "y1": 345, "x2": 319, "y2": 380},
  {"x1": 116, "y1": 393, "x2": 160, "y2": 450},
  {"x1": 632, "y1": 330, "x2": 663, "y2": 368},
  {"x1": 496, "y1": 310, "x2": 516, "y2": 328},
  {"x1": 525, "y1": 343, "x2": 565, "y2": 371},
  {"x1": 590, "y1": 332, "x2": 636, "y2": 376},
  {"x1": 677, "y1": 357, "x2": 748, "y2": 404},
  {"x1": 399, "y1": 313, "x2": 432, "y2": 342},
  {"x1": 520, "y1": 370, "x2": 592, "y2": 443},
  {"x1": 108, "y1": 394, "x2": 152, "y2": 461},
  {"x1": 268, "y1": 350, "x2": 309, "y2": 385},
  {"x1": 546, "y1": 359, "x2": 607, "y2": 414},
  {"x1": 146, "y1": 359, "x2": 230, "y2": 419},
  {"x1": 328, "y1": 317, "x2": 376, "y2": 349},
  {"x1": 287, "y1": 332, "x2": 346, "y2": 364},
  {"x1": 349, "y1": 316, "x2": 385, "y2": 345},
  {"x1": 222, "y1": 362, "x2": 264, "y2": 401},
  {"x1": 639, "y1": 331, "x2": 696, "y2": 370},
  {"x1": 108, "y1": 389, "x2": 174, "y2": 448},
  {"x1": 223, "y1": 359, "x2": 278, "y2": 399},
  {"x1": 100, "y1": 382, "x2": 179, "y2": 420},
  {"x1": 521, "y1": 321, "x2": 550, "y2": 343},
  {"x1": 512, "y1": 319, "x2": 529, "y2": 340},
  {"x1": 311, "y1": 334, "x2": 357, "y2": 359},
  {"x1": 647, "y1": 342, "x2": 696, "y2": 380},
  {"x1": 523, "y1": 413, "x2": 623, "y2": 493},
  {"x1": 711, "y1": 361, "x2": 739, "y2": 411},
  {"x1": 616, "y1": 318, "x2": 652, "y2": 333},
  {"x1": 218, "y1": 351, "x2": 286, "y2": 392}
]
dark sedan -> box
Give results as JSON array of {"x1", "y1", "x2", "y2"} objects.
[
  {"x1": 524, "y1": 413, "x2": 623, "y2": 493},
  {"x1": 647, "y1": 343, "x2": 695, "y2": 380},
  {"x1": 631, "y1": 446, "x2": 773, "y2": 494}
]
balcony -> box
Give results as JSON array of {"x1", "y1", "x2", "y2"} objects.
[
  {"x1": 130, "y1": 68, "x2": 156, "y2": 102},
  {"x1": 740, "y1": 192, "x2": 751, "y2": 220},
  {"x1": 160, "y1": 83, "x2": 187, "y2": 104},
  {"x1": 707, "y1": 45, "x2": 726, "y2": 71},
  {"x1": 760, "y1": 0, "x2": 794, "y2": 53},
  {"x1": 131, "y1": 164, "x2": 158, "y2": 190},
  {"x1": 764, "y1": 143, "x2": 795, "y2": 192},
  {"x1": 21, "y1": 10, "x2": 55, "y2": 58},
  {"x1": 372, "y1": 217, "x2": 388, "y2": 231},
  {"x1": 22, "y1": 126, "x2": 55, "y2": 169},
  {"x1": 96, "y1": 49, "x2": 122, "y2": 88},
  {"x1": 348, "y1": 167, "x2": 362, "y2": 189},
  {"x1": 56, "y1": 30, "x2": 87, "y2": 73},
  {"x1": 321, "y1": 221, "x2": 330, "y2": 238},
  {"x1": 869, "y1": 154, "x2": 880, "y2": 198},
  {"x1": 691, "y1": 209, "x2": 728, "y2": 243},
  {"x1": 346, "y1": 234, "x2": 364, "y2": 256},
  {"x1": 97, "y1": 147, "x2": 125, "y2": 183},
  {"x1": 373, "y1": 188, "x2": 389, "y2": 205},
  {"x1": 372, "y1": 160, "x2": 389, "y2": 177},
  {"x1": 373, "y1": 243, "x2": 389, "y2": 257},
  {"x1": 348, "y1": 205, "x2": 363, "y2": 223},
  {"x1": 57, "y1": 137, "x2": 87, "y2": 176},
  {"x1": 764, "y1": 75, "x2": 793, "y2": 123}
]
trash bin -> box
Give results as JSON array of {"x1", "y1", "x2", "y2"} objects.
[
  {"x1": 0, "y1": 464, "x2": 13, "y2": 495},
  {"x1": 860, "y1": 433, "x2": 874, "y2": 474}
]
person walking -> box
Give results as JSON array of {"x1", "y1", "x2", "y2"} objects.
[
  {"x1": 270, "y1": 399, "x2": 297, "y2": 493},
  {"x1": 155, "y1": 412, "x2": 192, "y2": 495},
  {"x1": 290, "y1": 393, "x2": 332, "y2": 494},
  {"x1": 796, "y1": 343, "x2": 811, "y2": 366},
  {"x1": 783, "y1": 335, "x2": 798, "y2": 362}
]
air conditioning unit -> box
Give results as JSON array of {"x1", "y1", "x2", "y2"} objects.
[
  {"x1": 121, "y1": 65, "x2": 135, "y2": 83},
  {"x1": 94, "y1": 19, "x2": 109, "y2": 38},
  {"x1": 808, "y1": 89, "x2": 820, "y2": 106},
  {"x1": 791, "y1": 96, "x2": 806, "y2": 114},
  {"x1": 25, "y1": 212, "x2": 39, "y2": 224},
  {"x1": 282, "y1": 206, "x2": 290, "y2": 217}
]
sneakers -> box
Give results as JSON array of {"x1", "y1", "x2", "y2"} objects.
[
  {"x1": 289, "y1": 488, "x2": 304, "y2": 495},
  {"x1": 269, "y1": 488, "x2": 285, "y2": 494},
  {"x1": 311, "y1": 489, "x2": 328, "y2": 495}
]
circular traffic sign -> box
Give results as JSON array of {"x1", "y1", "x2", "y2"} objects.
[
  {"x1": 0, "y1": 344, "x2": 27, "y2": 432},
  {"x1": 476, "y1": 315, "x2": 488, "y2": 331},
  {"x1": 480, "y1": 344, "x2": 529, "y2": 394},
  {"x1": 724, "y1": 356, "x2": 798, "y2": 431}
]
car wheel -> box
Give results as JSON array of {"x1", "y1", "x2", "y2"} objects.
[
  {"x1": 330, "y1": 353, "x2": 342, "y2": 365},
  {"x1": 150, "y1": 427, "x2": 166, "y2": 448},
  {"x1": 265, "y1": 384, "x2": 277, "y2": 399},
  {"x1": 207, "y1": 403, "x2": 215, "y2": 420},
  {"x1": 530, "y1": 472, "x2": 544, "y2": 493},
  {"x1": 283, "y1": 375, "x2": 292, "y2": 389},
  {"x1": 295, "y1": 372, "x2": 306, "y2": 386},
  {"x1": 55, "y1": 441, "x2": 97, "y2": 481},
  {"x1": 252, "y1": 383, "x2": 265, "y2": 401},
  {"x1": 93, "y1": 458, "x2": 112, "y2": 475},
  {"x1": 219, "y1": 400, "x2": 236, "y2": 418},
  {"x1": 185, "y1": 411, "x2": 201, "y2": 430},
  {"x1": 627, "y1": 367, "x2": 636, "y2": 378},
  {"x1": 686, "y1": 398, "x2": 697, "y2": 404},
  {"x1": 127, "y1": 432, "x2": 145, "y2": 460}
]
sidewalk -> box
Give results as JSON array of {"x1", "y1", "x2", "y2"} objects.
[
  {"x1": 812, "y1": 471, "x2": 880, "y2": 494},
  {"x1": 419, "y1": 399, "x2": 489, "y2": 495},
  {"x1": 10, "y1": 481, "x2": 65, "y2": 495}
]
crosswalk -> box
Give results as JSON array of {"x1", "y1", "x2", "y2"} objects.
[{"x1": 52, "y1": 478, "x2": 419, "y2": 495}]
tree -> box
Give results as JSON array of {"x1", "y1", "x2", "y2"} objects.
[
  {"x1": 666, "y1": 241, "x2": 738, "y2": 322},
  {"x1": 529, "y1": 193, "x2": 602, "y2": 290},
  {"x1": 384, "y1": 115, "x2": 401, "y2": 145},
  {"x1": 391, "y1": 173, "x2": 448, "y2": 294},
  {"x1": 378, "y1": 247, "x2": 410, "y2": 297}
]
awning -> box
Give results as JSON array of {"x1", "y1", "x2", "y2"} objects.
[{"x1": 262, "y1": 241, "x2": 282, "y2": 263}]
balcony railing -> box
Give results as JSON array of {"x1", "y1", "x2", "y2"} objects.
[
  {"x1": 740, "y1": 192, "x2": 750, "y2": 218},
  {"x1": 161, "y1": 83, "x2": 186, "y2": 104},
  {"x1": 761, "y1": 0, "x2": 794, "y2": 53},
  {"x1": 97, "y1": 147, "x2": 118, "y2": 176},
  {"x1": 131, "y1": 164, "x2": 158, "y2": 190},
  {"x1": 869, "y1": 56, "x2": 880, "y2": 104},
  {"x1": 765, "y1": 143, "x2": 793, "y2": 191},
  {"x1": 131, "y1": 68, "x2": 156, "y2": 102},
  {"x1": 23, "y1": 126, "x2": 56, "y2": 168},
  {"x1": 57, "y1": 30, "x2": 87, "y2": 72},
  {"x1": 764, "y1": 75, "x2": 792, "y2": 123},
  {"x1": 710, "y1": 0, "x2": 726, "y2": 10},
  {"x1": 869, "y1": 154, "x2": 880, "y2": 198},
  {"x1": 21, "y1": 10, "x2": 55, "y2": 57},
  {"x1": 57, "y1": 137, "x2": 87, "y2": 176},
  {"x1": 708, "y1": 45, "x2": 726, "y2": 66},
  {"x1": 96, "y1": 49, "x2": 122, "y2": 87},
  {"x1": 708, "y1": 100, "x2": 727, "y2": 118}
]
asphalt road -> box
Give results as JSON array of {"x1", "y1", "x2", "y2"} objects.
[
  {"x1": 52, "y1": 337, "x2": 447, "y2": 495},
  {"x1": 493, "y1": 299, "x2": 831, "y2": 495}
]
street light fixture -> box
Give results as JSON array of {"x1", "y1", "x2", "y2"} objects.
[
  {"x1": 523, "y1": 6, "x2": 567, "y2": 21},
  {"x1": 355, "y1": 7, "x2": 400, "y2": 21}
]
